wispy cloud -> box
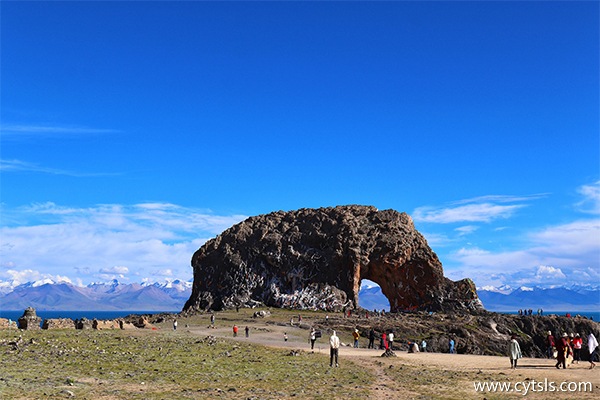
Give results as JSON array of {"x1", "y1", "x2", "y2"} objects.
[
  {"x1": 413, "y1": 194, "x2": 547, "y2": 224},
  {"x1": 0, "y1": 159, "x2": 116, "y2": 177},
  {"x1": 0, "y1": 124, "x2": 120, "y2": 139},
  {"x1": 413, "y1": 203, "x2": 524, "y2": 224},
  {"x1": 0, "y1": 203, "x2": 248, "y2": 285},
  {"x1": 576, "y1": 180, "x2": 600, "y2": 215}
]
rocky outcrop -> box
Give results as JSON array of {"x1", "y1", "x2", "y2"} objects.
[
  {"x1": 323, "y1": 311, "x2": 600, "y2": 359},
  {"x1": 18, "y1": 307, "x2": 42, "y2": 330},
  {"x1": 184, "y1": 205, "x2": 482, "y2": 313}
]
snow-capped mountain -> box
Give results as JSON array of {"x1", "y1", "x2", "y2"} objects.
[
  {"x1": 0, "y1": 279, "x2": 193, "y2": 311},
  {"x1": 355, "y1": 283, "x2": 600, "y2": 313},
  {"x1": 477, "y1": 285, "x2": 600, "y2": 312}
]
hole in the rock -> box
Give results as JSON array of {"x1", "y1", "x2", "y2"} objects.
[{"x1": 358, "y1": 279, "x2": 390, "y2": 312}]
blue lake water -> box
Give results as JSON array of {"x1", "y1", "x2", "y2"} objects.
[
  {"x1": 0, "y1": 310, "x2": 178, "y2": 325},
  {"x1": 499, "y1": 310, "x2": 599, "y2": 321}
]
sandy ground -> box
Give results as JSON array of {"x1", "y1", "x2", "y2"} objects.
[{"x1": 183, "y1": 318, "x2": 600, "y2": 399}]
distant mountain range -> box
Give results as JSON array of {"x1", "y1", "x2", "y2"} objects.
[
  {"x1": 477, "y1": 286, "x2": 600, "y2": 312},
  {"x1": 0, "y1": 279, "x2": 192, "y2": 311},
  {"x1": 356, "y1": 284, "x2": 600, "y2": 312},
  {"x1": 1, "y1": 279, "x2": 598, "y2": 312}
]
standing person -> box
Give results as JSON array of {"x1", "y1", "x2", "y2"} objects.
[
  {"x1": 546, "y1": 331, "x2": 555, "y2": 359},
  {"x1": 309, "y1": 328, "x2": 317, "y2": 350},
  {"x1": 210, "y1": 313, "x2": 215, "y2": 328},
  {"x1": 284, "y1": 332, "x2": 288, "y2": 342},
  {"x1": 421, "y1": 339, "x2": 427, "y2": 353},
  {"x1": 449, "y1": 338, "x2": 455, "y2": 354},
  {"x1": 232, "y1": 325, "x2": 238, "y2": 337},
  {"x1": 173, "y1": 319, "x2": 177, "y2": 331},
  {"x1": 368, "y1": 328, "x2": 375, "y2": 349},
  {"x1": 555, "y1": 333, "x2": 570, "y2": 369},
  {"x1": 508, "y1": 334, "x2": 522, "y2": 369},
  {"x1": 329, "y1": 330, "x2": 340, "y2": 367},
  {"x1": 588, "y1": 332, "x2": 599, "y2": 369},
  {"x1": 572, "y1": 333, "x2": 582, "y2": 364},
  {"x1": 352, "y1": 329, "x2": 360, "y2": 348},
  {"x1": 245, "y1": 326, "x2": 249, "y2": 338},
  {"x1": 388, "y1": 331, "x2": 394, "y2": 351},
  {"x1": 381, "y1": 332, "x2": 388, "y2": 350}
]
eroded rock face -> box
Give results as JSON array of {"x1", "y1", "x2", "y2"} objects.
[{"x1": 184, "y1": 206, "x2": 482, "y2": 313}]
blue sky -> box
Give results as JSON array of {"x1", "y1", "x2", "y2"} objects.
[{"x1": 1, "y1": 2, "x2": 598, "y2": 294}]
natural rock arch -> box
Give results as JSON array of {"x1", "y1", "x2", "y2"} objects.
[{"x1": 183, "y1": 205, "x2": 482, "y2": 313}]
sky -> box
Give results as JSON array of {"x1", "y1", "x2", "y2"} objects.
[{"x1": 1, "y1": 1, "x2": 598, "y2": 295}]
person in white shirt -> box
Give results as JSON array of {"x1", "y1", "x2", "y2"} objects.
[
  {"x1": 388, "y1": 331, "x2": 394, "y2": 350},
  {"x1": 329, "y1": 330, "x2": 340, "y2": 367}
]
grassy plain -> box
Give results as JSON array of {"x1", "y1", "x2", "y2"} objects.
[{"x1": 0, "y1": 327, "x2": 370, "y2": 399}]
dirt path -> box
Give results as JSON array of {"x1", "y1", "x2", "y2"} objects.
[{"x1": 183, "y1": 319, "x2": 600, "y2": 399}]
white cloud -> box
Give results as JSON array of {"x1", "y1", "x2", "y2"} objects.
[
  {"x1": 576, "y1": 180, "x2": 600, "y2": 214},
  {"x1": 413, "y1": 194, "x2": 546, "y2": 224},
  {"x1": 99, "y1": 266, "x2": 129, "y2": 275},
  {"x1": 0, "y1": 203, "x2": 247, "y2": 285},
  {"x1": 0, "y1": 269, "x2": 73, "y2": 287},
  {"x1": 455, "y1": 225, "x2": 478, "y2": 235},
  {"x1": 414, "y1": 202, "x2": 525, "y2": 224},
  {"x1": 535, "y1": 265, "x2": 566, "y2": 280},
  {"x1": 446, "y1": 218, "x2": 600, "y2": 288}
]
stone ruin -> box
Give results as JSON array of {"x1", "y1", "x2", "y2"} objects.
[
  {"x1": 42, "y1": 318, "x2": 76, "y2": 330},
  {"x1": 18, "y1": 307, "x2": 42, "y2": 330}
]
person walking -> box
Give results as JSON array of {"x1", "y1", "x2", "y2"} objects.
[
  {"x1": 352, "y1": 329, "x2": 360, "y2": 348},
  {"x1": 588, "y1": 332, "x2": 599, "y2": 369},
  {"x1": 232, "y1": 325, "x2": 238, "y2": 337},
  {"x1": 421, "y1": 339, "x2": 427, "y2": 353},
  {"x1": 546, "y1": 331, "x2": 555, "y2": 359},
  {"x1": 555, "y1": 333, "x2": 570, "y2": 369},
  {"x1": 245, "y1": 326, "x2": 249, "y2": 338},
  {"x1": 309, "y1": 328, "x2": 317, "y2": 350},
  {"x1": 330, "y1": 330, "x2": 340, "y2": 367},
  {"x1": 572, "y1": 333, "x2": 582, "y2": 364},
  {"x1": 449, "y1": 338, "x2": 455, "y2": 354},
  {"x1": 173, "y1": 319, "x2": 177, "y2": 331},
  {"x1": 210, "y1": 313, "x2": 215, "y2": 328},
  {"x1": 388, "y1": 331, "x2": 394, "y2": 351},
  {"x1": 508, "y1": 334, "x2": 522, "y2": 369},
  {"x1": 368, "y1": 328, "x2": 375, "y2": 349}
]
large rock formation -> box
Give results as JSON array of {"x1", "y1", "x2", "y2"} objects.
[{"x1": 184, "y1": 206, "x2": 482, "y2": 313}]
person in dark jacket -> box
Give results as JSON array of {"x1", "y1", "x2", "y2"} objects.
[
  {"x1": 555, "y1": 333, "x2": 571, "y2": 369},
  {"x1": 368, "y1": 328, "x2": 375, "y2": 349}
]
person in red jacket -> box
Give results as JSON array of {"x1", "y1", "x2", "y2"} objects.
[
  {"x1": 555, "y1": 333, "x2": 571, "y2": 369},
  {"x1": 232, "y1": 325, "x2": 238, "y2": 337},
  {"x1": 546, "y1": 331, "x2": 556, "y2": 359},
  {"x1": 572, "y1": 333, "x2": 583, "y2": 364}
]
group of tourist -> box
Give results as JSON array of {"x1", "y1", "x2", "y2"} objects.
[
  {"x1": 544, "y1": 330, "x2": 599, "y2": 369},
  {"x1": 518, "y1": 309, "x2": 543, "y2": 316}
]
